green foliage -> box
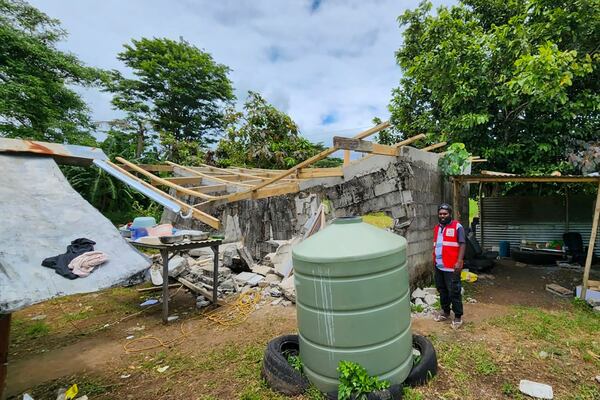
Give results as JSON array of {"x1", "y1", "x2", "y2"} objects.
[
  {"x1": 216, "y1": 91, "x2": 334, "y2": 169},
  {"x1": 362, "y1": 212, "x2": 394, "y2": 229},
  {"x1": 107, "y1": 37, "x2": 235, "y2": 162},
  {"x1": 438, "y1": 143, "x2": 471, "y2": 175},
  {"x1": 287, "y1": 354, "x2": 303, "y2": 372},
  {"x1": 337, "y1": 360, "x2": 390, "y2": 400},
  {"x1": 26, "y1": 321, "x2": 50, "y2": 338},
  {"x1": 390, "y1": 0, "x2": 600, "y2": 181},
  {"x1": 411, "y1": 303, "x2": 425, "y2": 313},
  {"x1": 0, "y1": 0, "x2": 104, "y2": 143},
  {"x1": 403, "y1": 387, "x2": 424, "y2": 400}
]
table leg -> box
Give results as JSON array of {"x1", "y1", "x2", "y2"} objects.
[
  {"x1": 0, "y1": 313, "x2": 11, "y2": 400},
  {"x1": 161, "y1": 249, "x2": 169, "y2": 324},
  {"x1": 211, "y1": 245, "x2": 219, "y2": 305}
]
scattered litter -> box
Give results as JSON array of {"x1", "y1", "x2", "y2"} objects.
[
  {"x1": 64, "y1": 384, "x2": 78, "y2": 400},
  {"x1": 545, "y1": 284, "x2": 572, "y2": 297},
  {"x1": 466, "y1": 297, "x2": 477, "y2": 304},
  {"x1": 75, "y1": 396, "x2": 88, "y2": 400},
  {"x1": 271, "y1": 298, "x2": 283, "y2": 306},
  {"x1": 150, "y1": 265, "x2": 163, "y2": 286},
  {"x1": 126, "y1": 335, "x2": 135, "y2": 340},
  {"x1": 519, "y1": 379, "x2": 553, "y2": 399},
  {"x1": 140, "y1": 299, "x2": 159, "y2": 307},
  {"x1": 269, "y1": 288, "x2": 282, "y2": 298},
  {"x1": 539, "y1": 351, "x2": 549, "y2": 359},
  {"x1": 556, "y1": 261, "x2": 581, "y2": 270},
  {"x1": 30, "y1": 314, "x2": 46, "y2": 321},
  {"x1": 23, "y1": 394, "x2": 34, "y2": 400},
  {"x1": 156, "y1": 365, "x2": 170, "y2": 373},
  {"x1": 120, "y1": 374, "x2": 131, "y2": 379},
  {"x1": 461, "y1": 270, "x2": 478, "y2": 283},
  {"x1": 595, "y1": 375, "x2": 600, "y2": 384},
  {"x1": 130, "y1": 325, "x2": 145, "y2": 331},
  {"x1": 167, "y1": 315, "x2": 179, "y2": 322}
]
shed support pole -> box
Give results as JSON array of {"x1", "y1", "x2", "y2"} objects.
[
  {"x1": 453, "y1": 179, "x2": 461, "y2": 223},
  {"x1": 581, "y1": 182, "x2": 600, "y2": 300}
]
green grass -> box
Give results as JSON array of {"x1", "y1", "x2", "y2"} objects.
[
  {"x1": 25, "y1": 321, "x2": 50, "y2": 338},
  {"x1": 403, "y1": 387, "x2": 425, "y2": 400},
  {"x1": 63, "y1": 309, "x2": 92, "y2": 322}
]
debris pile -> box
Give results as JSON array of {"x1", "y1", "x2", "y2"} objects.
[
  {"x1": 146, "y1": 240, "x2": 298, "y2": 307},
  {"x1": 410, "y1": 286, "x2": 473, "y2": 317}
]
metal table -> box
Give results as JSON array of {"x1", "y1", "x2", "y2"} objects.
[{"x1": 131, "y1": 239, "x2": 222, "y2": 323}]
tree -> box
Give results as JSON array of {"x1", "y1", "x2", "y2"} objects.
[
  {"x1": 0, "y1": 0, "x2": 103, "y2": 144},
  {"x1": 107, "y1": 37, "x2": 235, "y2": 162},
  {"x1": 216, "y1": 91, "x2": 340, "y2": 169},
  {"x1": 389, "y1": 0, "x2": 599, "y2": 176}
]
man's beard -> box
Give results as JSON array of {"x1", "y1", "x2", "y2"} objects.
[{"x1": 439, "y1": 217, "x2": 451, "y2": 225}]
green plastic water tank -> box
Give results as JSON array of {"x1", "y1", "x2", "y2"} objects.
[{"x1": 292, "y1": 216, "x2": 413, "y2": 393}]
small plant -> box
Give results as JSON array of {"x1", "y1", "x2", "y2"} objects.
[
  {"x1": 337, "y1": 360, "x2": 390, "y2": 400},
  {"x1": 403, "y1": 387, "x2": 424, "y2": 400},
  {"x1": 411, "y1": 303, "x2": 425, "y2": 313},
  {"x1": 287, "y1": 354, "x2": 303, "y2": 372},
  {"x1": 438, "y1": 143, "x2": 471, "y2": 176},
  {"x1": 26, "y1": 321, "x2": 50, "y2": 338}
]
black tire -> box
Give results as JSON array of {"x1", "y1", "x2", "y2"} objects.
[
  {"x1": 261, "y1": 334, "x2": 309, "y2": 396},
  {"x1": 404, "y1": 334, "x2": 437, "y2": 386},
  {"x1": 326, "y1": 384, "x2": 403, "y2": 400}
]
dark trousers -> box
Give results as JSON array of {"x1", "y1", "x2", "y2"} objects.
[{"x1": 434, "y1": 268, "x2": 463, "y2": 318}]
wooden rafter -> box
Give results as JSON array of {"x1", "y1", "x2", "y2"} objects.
[{"x1": 422, "y1": 142, "x2": 447, "y2": 152}]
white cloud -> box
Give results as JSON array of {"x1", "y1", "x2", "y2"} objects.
[{"x1": 29, "y1": 0, "x2": 456, "y2": 144}]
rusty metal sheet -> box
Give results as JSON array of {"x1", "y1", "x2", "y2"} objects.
[{"x1": 0, "y1": 138, "x2": 107, "y2": 166}]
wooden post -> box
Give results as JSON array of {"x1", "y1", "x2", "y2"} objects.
[
  {"x1": 343, "y1": 150, "x2": 350, "y2": 166},
  {"x1": 0, "y1": 313, "x2": 11, "y2": 400},
  {"x1": 161, "y1": 249, "x2": 169, "y2": 324},
  {"x1": 453, "y1": 178, "x2": 461, "y2": 223},
  {"x1": 581, "y1": 182, "x2": 600, "y2": 300}
]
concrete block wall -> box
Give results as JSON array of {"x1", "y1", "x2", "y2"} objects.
[{"x1": 165, "y1": 146, "x2": 464, "y2": 285}]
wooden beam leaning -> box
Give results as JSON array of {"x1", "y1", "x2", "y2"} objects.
[
  {"x1": 581, "y1": 182, "x2": 600, "y2": 300},
  {"x1": 333, "y1": 137, "x2": 399, "y2": 156},
  {"x1": 393, "y1": 133, "x2": 426, "y2": 148},
  {"x1": 422, "y1": 142, "x2": 447, "y2": 152},
  {"x1": 118, "y1": 164, "x2": 173, "y2": 172},
  {"x1": 116, "y1": 157, "x2": 217, "y2": 200},
  {"x1": 106, "y1": 161, "x2": 220, "y2": 229}
]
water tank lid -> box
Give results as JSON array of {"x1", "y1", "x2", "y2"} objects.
[{"x1": 293, "y1": 216, "x2": 406, "y2": 263}]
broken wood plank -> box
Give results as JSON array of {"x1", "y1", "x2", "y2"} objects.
[
  {"x1": 106, "y1": 161, "x2": 220, "y2": 229},
  {"x1": 333, "y1": 137, "x2": 398, "y2": 156},
  {"x1": 546, "y1": 283, "x2": 573, "y2": 297},
  {"x1": 188, "y1": 184, "x2": 228, "y2": 193},
  {"x1": 392, "y1": 133, "x2": 427, "y2": 148},
  {"x1": 422, "y1": 142, "x2": 447, "y2": 152},
  {"x1": 353, "y1": 121, "x2": 391, "y2": 140},
  {"x1": 177, "y1": 277, "x2": 227, "y2": 306}
]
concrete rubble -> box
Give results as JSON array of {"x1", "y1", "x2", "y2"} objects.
[
  {"x1": 143, "y1": 241, "x2": 297, "y2": 306},
  {"x1": 519, "y1": 379, "x2": 553, "y2": 399}
]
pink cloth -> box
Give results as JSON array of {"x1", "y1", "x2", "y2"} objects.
[{"x1": 68, "y1": 251, "x2": 108, "y2": 277}]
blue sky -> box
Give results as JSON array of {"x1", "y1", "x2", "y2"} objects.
[{"x1": 30, "y1": 0, "x2": 454, "y2": 146}]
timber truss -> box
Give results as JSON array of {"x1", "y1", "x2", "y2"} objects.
[{"x1": 109, "y1": 121, "x2": 483, "y2": 229}]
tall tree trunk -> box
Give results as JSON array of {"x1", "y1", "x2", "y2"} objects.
[{"x1": 135, "y1": 121, "x2": 145, "y2": 158}]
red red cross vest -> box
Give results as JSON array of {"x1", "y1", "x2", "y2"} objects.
[{"x1": 432, "y1": 220, "x2": 460, "y2": 269}]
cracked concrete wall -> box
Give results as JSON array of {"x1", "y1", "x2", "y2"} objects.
[{"x1": 165, "y1": 146, "x2": 466, "y2": 284}]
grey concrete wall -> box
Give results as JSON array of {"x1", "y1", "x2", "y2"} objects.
[{"x1": 165, "y1": 147, "x2": 464, "y2": 285}]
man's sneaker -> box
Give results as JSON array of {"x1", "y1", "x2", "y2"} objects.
[
  {"x1": 433, "y1": 312, "x2": 450, "y2": 322},
  {"x1": 451, "y1": 318, "x2": 463, "y2": 329}
]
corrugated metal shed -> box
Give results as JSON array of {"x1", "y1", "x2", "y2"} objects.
[{"x1": 477, "y1": 196, "x2": 600, "y2": 253}]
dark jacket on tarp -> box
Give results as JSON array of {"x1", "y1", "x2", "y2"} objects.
[{"x1": 42, "y1": 238, "x2": 96, "y2": 279}]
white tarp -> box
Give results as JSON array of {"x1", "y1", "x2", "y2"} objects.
[{"x1": 0, "y1": 155, "x2": 151, "y2": 313}]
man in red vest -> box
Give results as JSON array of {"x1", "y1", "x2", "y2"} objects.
[{"x1": 432, "y1": 203, "x2": 466, "y2": 328}]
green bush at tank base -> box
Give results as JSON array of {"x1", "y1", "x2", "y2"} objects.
[
  {"x1": 287, "y1": 354, "x2": 303, "y2": 373},
  {"x1": 337, "y1": 360, "x2": 390, "y2": 400}
]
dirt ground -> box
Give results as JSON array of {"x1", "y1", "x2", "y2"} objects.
[{"x1": 5, "y1": 260, "x2": 600, "y2": 400}]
